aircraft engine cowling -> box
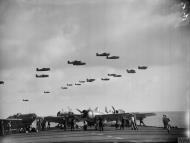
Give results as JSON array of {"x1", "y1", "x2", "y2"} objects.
[{"x1": 88, "y1": 111, "x2": 94, "y2": 119}]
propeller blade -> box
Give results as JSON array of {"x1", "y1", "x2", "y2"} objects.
[
  {"x1": 76, "y1": 109, "x2": 82, "y2": 113},
  {"x1": 112, "y1": 106, "x2": 116, "y2": 114}
]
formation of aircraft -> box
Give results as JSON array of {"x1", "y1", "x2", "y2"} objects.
[
  {"x1": 68, "y1": 60, "x2": 86, "y2": 65},
  {"x1": 96, "y1": 52, "x2": 110, "y2": 56},
  {"x1": 36, "y1": 68, "x2": 50, "y2": 71},
  {"x1": 0, "y1": 81, "x2": 4, "y2": 84},
  {"x1": 126, "y1": 69, "x2": 136, "y2": 73},
  {"x1": 36, "y1": 74, "x2": 49, "y2": 78},
  {"x1": 22, "y1": 99, "x2": 29, "y2": 102},
  {"x1": 138, "y1": 66, "x2": 148, "y2": 70}
]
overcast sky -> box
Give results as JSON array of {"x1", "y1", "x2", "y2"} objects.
[{"x1": 0, "y1": 0, "x2": 189, "y2": 118}]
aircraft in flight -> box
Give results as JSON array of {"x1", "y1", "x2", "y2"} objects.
[
  {"x1": 1, "y1": 113, "x2": 39, "y2": 133},
  {"x1": 113, "y1": 74, "x2": 122, "y2": 77},
  {"x1": 96, "y1": 52, "x2": 110, "y2": 56},
  {"x1": 0, "y1": 81, "x2": 4, "y2": 84},
  {"x1": 36, "y1": 68, "x2": 50, "y2": 71},
  {"x1": 108, "y1": 74, "x2": 116, "y2": 76},
  {"x1": 126, "y1": 69, "x2": 136, "y2": 73},
  {"x1": 138, "y1": 66, "x2": 148, "y2": 70},
  {"x1": 75, "y1": 83, "x2": 81, "y2": 86},
  {"x1": 22, "y1": 99, "x2": 29, "y2": 102},
  {"x1": 79, "y1": 80, "x2": 85, "y2": 83},
  {"x1": 36, "y1": 74, "x2": 49, "y2": 78},
  {"x1": 106, "y1": 55, "x2": 119, "y2": 59},
  {"x1": 61, "y1": 87, "x2": 68, "y2": 89},
  {"x1": 67, "y1": 60, "x2": 86, "y2": 65},
  {"x1": 101, "y1": 78, "x2": 110, "y2": 81},
  {"x1": 44, "y1": 91, "x2": 50, "y2": 94},
  {"x1": 86, "y1": 78, "x2": 96, "y2": 82},
  {"x1": 67, "y1": 83, "x2": 72, "y2": 86},
  {"x1": 107, "y1": 74, "x2": 122, "y2": 77}
]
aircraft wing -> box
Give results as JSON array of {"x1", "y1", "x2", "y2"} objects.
[
  {"x1": 0, "y1": 118, "x2": 22, "y2": 121},
  {"x1": 44, "y1": 114, "x2": 82, "y2": 123},
  {"x1": 95, "y1": 113, "x2": 131, "y2": 121},
  {"x1": 95, "y1": 112, "x2": 155, "y2": 121},
  {"x1": 44, "y1": 116, "x2": 65, "y2": 123},
  {"x1": 134, "y1": 112, "x2": 156, "y2": 120}
]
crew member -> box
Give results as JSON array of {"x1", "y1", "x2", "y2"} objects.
[
  {"x1": 83, "y1": 120, "x2": 87, "y2": 131},
  {"x1": 71, "y1": 118, "x2": 75, "y2": 131},
  {"x1": 99, "y1": 117, "x2": 103, "y2": 131},
  {"x1": 139, "y1": 117, "x2": 145, "y2": 126},
  {"x1": 120, "y1": 117, "x2": 125, "y2": 130}
]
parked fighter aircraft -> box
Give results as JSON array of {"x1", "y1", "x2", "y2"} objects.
[
  {"x1": 61, "y1": 87, "x2": 68, "y2": 89},
  {"x1": 36, "y1": 74, "x2": 49, "y2": 78},
  {"x1": 101, "y1": 78, "x2": 110, "y2": 81},
  {"x1": 44, "y1": 91, "x2": 50, "y2": 94},
  {"x1": 79, "y1": 80, "x2": 85, "y2": 83},
  {"x1": 96, "y1": 52, "x2": 110, "y2": 56},
  {"x1": 0, "y1": 81, "x2": 4, "y2": 84},
  {"x1": 4, "y1": 113, "x2": 39, "y2": 133},
  {"x1": 22, "y1": 99, "x2": 29, "y2": 102},
  {"x1": 67, "y1": 84, "x2": 72, "y2": 86},
  {"x1": 36, "y1": 68, "x2": 50, "y2": 71},
  {"x1": 75, "y1": 83, "x2": 81, "y2": 86},
  {"x1": 126, "y1": 69, "x2": 136, "y2": 73},
  {"x1": 86, "y1": 78, "x2": 95, "y2": 82},
  {"x1": 77, "y1": 107, "x2": 155, "y2": 129},
  {"x1": 106, "y1": 56, "x2": 119, "y2": 59},
  {"x1": 67, "y1": 60, "x2": 86, "y2": 65},
  {"x1": 138, "y1": 66, "x2": 148, "y2": 70},
  {"x1": 44, "y1": 110, "x2": 81, "y2": 129}
]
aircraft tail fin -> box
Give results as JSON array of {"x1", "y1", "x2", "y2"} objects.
[{"x1": 105, "y1": 106, "x2": 108, "y2": 113}]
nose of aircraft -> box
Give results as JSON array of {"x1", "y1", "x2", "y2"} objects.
[{"x1": 88, "y1": 111, "x2": 94, "y2": 118}]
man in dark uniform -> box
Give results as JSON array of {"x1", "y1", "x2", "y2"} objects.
[
  {"x1": 120, "y1": 117, "x2": 125, "y2": 130},
  {"x1": 83, "y1": 120, "x2": 87, "y2": 131},
  {"x1": 115, "y1": 118, "x2": 119, "y2": 129},
  {"x1": 98, "y1": 117, "x2": 103, "y2": 131},
  {"x1": 0, "y1": 120, "x2": 5, "y2": 136},
  {"x1": 70, "y1": 118, "x2": 75, "y2": 131},
  {"x1": 139, "y1": 117, "x2": 145, "y2": 126}
]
